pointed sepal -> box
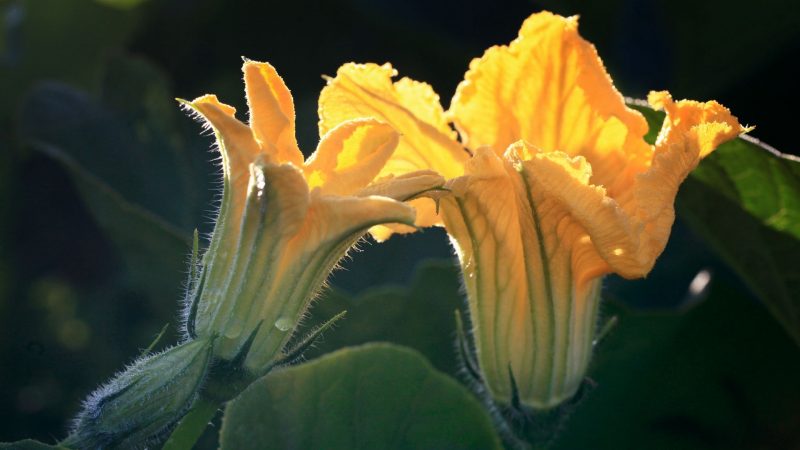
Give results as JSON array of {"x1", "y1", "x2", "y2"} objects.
[{"x1": 268, "y1": 310, "x2": 348, "y2": 371}]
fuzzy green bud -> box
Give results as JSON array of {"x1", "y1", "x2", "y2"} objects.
[{"x1": 63, "y1": 338, "x2": 213, "y2": 449}]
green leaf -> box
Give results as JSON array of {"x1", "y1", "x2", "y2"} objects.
[
  {"x1": 161, "y1": 397, "x2": 220, "y2": 450},
  {"x1": 220, "y1": 344, "x2": 502, "y2": 450},
  {"x1": 304, "y1": 260, "x2": 467, "y2": 376},
  {"x1": 631, "y1": 101, "x2": 800, "y2": 345},
  {"x1": 553, "y1": 280, "x2": 800, "y2": 450}
]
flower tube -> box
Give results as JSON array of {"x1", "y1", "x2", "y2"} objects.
[
  {"x1": 317, "y1": 12, "x2": 747, "y2": 408},
  {"x1": 182, "y1": 60, "x2": 444, "y2": 373}
]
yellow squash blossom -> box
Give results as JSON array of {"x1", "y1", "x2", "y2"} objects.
[
  {"x1": 318, "y1": 12, "x2": 747, "y2": 408},
  {"x1": 182, "y1": 60, "x2": 443, "y2": 373}
]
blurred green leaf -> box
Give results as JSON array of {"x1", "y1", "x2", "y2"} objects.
[
  {"x1": 632, "y1": 102, "x2": 800, "y2": 345},
  {"x1": 0, "y1": 0, "x2": 140, "y2": 118},
  {"x1": 29, "y1": 140, "x2": 190, "y2": 307},
  {"x1": 21, "y1": 56, "x2": 211, "y2": 228},
  {"x1": 304, "y1": 260, "x2": 467, "y2": 376},
  {"x1": 18, "y1": 56, "x2": 213, "y2": 302},
  {"x1": 220, "y1": 343, "x2": 502, "y2": 450},
  {"x1": 0, "y1": 440, "x2": 66, "y2": 449},
  {"x1": 554, "y1": 281, "x2": 800, "y2": 450}
]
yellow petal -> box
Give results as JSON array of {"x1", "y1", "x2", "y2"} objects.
[
  {"x1": 449, "y1": 11, "x2": 651, "y2": 194},
  {"x1": 280, "y1": 193, "x2": 416, "y2": 279},
  {"x1": 184, "y1": 94, "x2": 264, "y2": 223},
  {"x1": 304, "y1": 118, "x2": 400, "y2": 196},
  {"x1": 630, "y1": 91, "x2": 748, "y2": 261},
  {"x1": 244, "y1": 192, "x2": 417, "y2": 369},
  {"x1": 439, "y1": 146, "x2": 601, "y2": 407},
  {"x1": 443, "y1": 149, "x2": 523, "y2": 395},
  {"x1": 367, "y1": 205, "x2": 425, "y2": 242},
  {"x1": 516, "y1": 89, "x2": 746, "y2": 281},
  {"x1": 648, "y1": 91, "x2": 747, "y2": 159},
  {"x1": 243, "y1": 60, "x2": 304, "y2": 166},
  {"x1": 319, "y1": 62, "x2": 468, "y2": 179},
  {"x1": 356, "y1": 170, "x2": 445, "y2": 201},
  {"x1": 513, "y1": 144, "x2": 641, "y2": 280},
  {"x1": 356, "y1": 170, "x2": 447, "y2": 241},
  {"x1": 393, "y1": 77, "x2": 455, "y2": 138}
]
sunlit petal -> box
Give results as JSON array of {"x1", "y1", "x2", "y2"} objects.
[
  {"x1": 635, "y1": 91, "x2": 747, "y2": 258},
  {"x1": 357, "y1": 170, "x2": 447, "y2": 241},
  {"x1": 185, "y1": 94, "x2": 264, "y2": 196},
  {"x1": 440, "y1": 146, "x2": 603, "y2": 407},
  {"x1": 512, "y1": 144, "x2": 642, "y2": 280},
  {"x1": 243, "y1": 60, "x2": 304, "y2": 166},
  {"x1": 356, "y1": 170, "x2": 445, "y2": 201},
  {"x1": 183, "y1": 94, "x2": 264, "y2": 255},
  {"x1": 319, "y1": 62, "x2": 467, "y2": 179},
  {"x1": 304, "y1": 118, "x2": 400, "y2": 195},
  {"x1": 449, "y1": 11, "x2": 651, "y2": 194}
]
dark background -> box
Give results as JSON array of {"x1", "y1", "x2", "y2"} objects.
[{"x1": 1, "y1": 0, "x2": 798, "y2": 446}]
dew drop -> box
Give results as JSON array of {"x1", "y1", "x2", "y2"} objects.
[{"x1": 274, "y1": 317, "x2": 293, "y2": 332}]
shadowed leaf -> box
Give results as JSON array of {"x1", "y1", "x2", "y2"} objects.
[
  {"x1": 220, "y1": 344, "x2": 502, "y2": 450},
  {"x1": 554, "y1": 281, "x2": 800, "y2": 449}
]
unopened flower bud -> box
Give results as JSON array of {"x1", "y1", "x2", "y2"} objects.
[{"x1": 64, "y1": 338, "x2": 213, "y2": 449}]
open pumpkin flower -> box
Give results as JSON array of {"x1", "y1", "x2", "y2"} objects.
[
  {"x1": 318, "y1": 11, "x2": 748, "y2": 409},
  {"x1": 182, "y1": 60, "x2": 444, "y2": 373}
]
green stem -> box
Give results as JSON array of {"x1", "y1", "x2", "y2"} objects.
[{"x1": 162, "y1": 396, "x2": 220, "y2": 450}]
